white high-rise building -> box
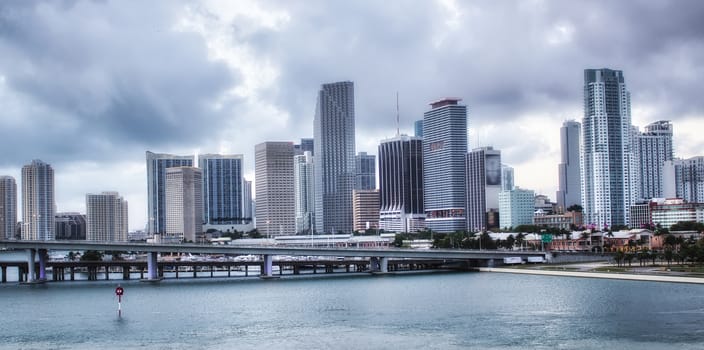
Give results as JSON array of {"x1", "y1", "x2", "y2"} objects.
[
  {"x1": 314, "y1": 81, "x2": 356, "y2": 234},
  {"x1": 423, "y1": 98, "x2": 468, "y2": 233},
  {"x1": 581, "y1": 69, "x2": 637, "y2": 228},
  {"x1": 146, "y1": 151, "x2": 193, "y2": 235},
  {"x1": 294, "y1": 151, "x2": 315, "y2": 234},
  {"x1": 636, "y1": 120, "x2": 673, "y2": 199},
  {"x1": 86, "y1": 192, "x2": 128, "y2": 242},
  {"x1": 255, "y1": 142, "x2": 295, "y2": 237},
  {"x1": 557, "y1": 120, "x2": 582, "y2": 211},
  {"x1": 165, "y1": 167, "x2": 203, "y2": 242},
  {"x1": 242, "y1": 179, "x2": 253, "y2": 222},
  {"x1": 22, "y1": 160, "x2": 55, "y2": 240},
  {"x1": 0, "y1": 176, "x2": 17, "y2": 240},
  {"x1": 664, "y1": 157, "x2": 704, "y2": 203}
]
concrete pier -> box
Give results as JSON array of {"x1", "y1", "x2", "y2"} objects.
[{"x1": 146, "y1": 252, "x2": 159, "y2": 281}]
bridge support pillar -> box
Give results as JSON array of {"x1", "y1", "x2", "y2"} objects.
[
  {"x1": 146, "y1": 252, "x2": 159, "y2": 280},
  {"x1": 380, "y1": 257, "x2": 389, "y2": 273},
  {"x1": 38, "y1": 249, "x2": 47, "y2": 280},
  {"x1": 369, "y1": 257, "x2": 380, "y2": 272},
  {"x1": 1, "y1": 266, "x2": 6, "y2": 283},
  {"x1": 26, "y1": 249, "x2": 36, "y2": 282},
  {"x1": 261, "y1": 254, "x2": 273, "y2": 278}
]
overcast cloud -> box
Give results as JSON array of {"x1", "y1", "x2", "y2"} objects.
[{"x1": 0, "y1": 0, "x2": 702, "y2": 229}]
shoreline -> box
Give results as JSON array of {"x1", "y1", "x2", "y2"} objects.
[{"x1": 479, "y1": 267, "x2": 704, "y2": 284}]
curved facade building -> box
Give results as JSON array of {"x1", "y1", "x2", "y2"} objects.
[{"x1": 423, "y1": 98, "x2": 468, "y2": 233}]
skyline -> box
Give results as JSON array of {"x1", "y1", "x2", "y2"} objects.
[{"x1": 1, "y1": 1, "x2": 703, "y2": 230}]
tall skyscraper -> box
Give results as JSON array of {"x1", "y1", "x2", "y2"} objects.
[
  {"x1": 165, "y1": 167, "x2": 203, "y2": 242},
  {"x1": 255, "y1": 142, "x2": 295, "y2": 237},
  {"x1": 294, "y1": 151, "x2": 315, "y2": 234},
  {"x1": 355, "y1": 152, "x2": 376, "y2": 190},
  {"x1": 86, "y1": 192, "x2": 128, "y2": 242},
  {"x1": 581, "y1": 69, "x2": 637, "y2": 228},
  {"x1": 146, "y1": 151, "x2": 193, "y2": 235},
  {"x1": 242, "y1": 179, "x2": 253, "y2": 222},
  {"x1": 414, "y1": 120, "x2": 424, "y2": 138},
  {"x1": 423, "y1": 98, "x2": 468, "y2": 233},
  {"x1": 664, "y1": 157, "x2": 704, "y2": 203},
  {"x1": 499, "y1": 188, "x2": 535, "y2": 229},
  {"x1": 0, "y1": 176, "x2": 17, "y2": 240},
  {"x1": 353, "y1": 189, "x2": 379, "y2": 232},
  {"x1": 466, "y1": 147, "x2": 502, "y2": 232},
  {"x1": 636, "y1": 120, "x2": 673, "y2": 199},
  {"x1": 198, "y1": 154, "x2": 244, "y2": 225},
  {"x1": 378, "y1": 135, "x2": 425, "y2": 233},
  {"x1": 557, "y1": 120, "x2": 582, "y2": 211},
  {"x1": 501, "y1": 164, "x2": 514, "y2": 192},
  {"x1": 21, "y1": 160, "x2": 55, "y2": 240},
  {"x1": 314, "y1": 81, "x2": 356, "y2": 234}
]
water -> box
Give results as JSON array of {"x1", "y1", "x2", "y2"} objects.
[{"x1": 1, "y1": 271, "x2": 704, "y2": 350}]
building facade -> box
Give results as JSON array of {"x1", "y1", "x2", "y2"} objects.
[
  {"x1": 146, "y1": 151, "x2": 193, "y2": 235},
  {"x1": 55, "y1": 212, "x2": 86, "y2": 240},
  {"x1": 581, "y1": 68, "x2": 637, "y2": 228},
  {"x1": 414, "y1": 120, "x2": 424, "y2": 138},
  {"x1": 165, "y1": 167, "x2": 203, "y2": 242},
  {"x1": 501, "y1": 164, "x2": 514, "y2": 192},
  {"x1": 255, "y1": 142, "x2": 295, "y2": 237},
  {"x1": 242, "y1": 179, "x2": 253, "y2": 223},
  {"x1": 0, "y1": 176, "x2": 17, "y2": 240},
  {"x1": 86, "y1": 192, "x2": 128, "y2": 242},
  {"x1": 198, "y1": 154, "x2": 245, "y2": 225},
  {"x1": 466, "y1": 147, "x2": 502, "y2": 232},
  {"x1": 499, "y1": 188, "x2": 535, "y2": 229},
  {"x1": 353, "y1": 189, "x2": 380, "y2": 232},
  {"x1": 423, "y1": 98, "x2": 468, "y2": 233},
  {"x1": 378, "y1": 135, "x2": 425, "y2": 233},
  {"x1": 294, "y1": 151, "x2": 315, "y2": 234},
  {"x1": 557, "y1": 120, "x2": 582, "y2": 211},
  {"x1": 665, "y1": 156, "x2": 704, "y2": 203},
  {"x1": 22, "y1": 160, "x2": 55, "y2": 240},
  {"x1": 355, "y1": 152, "x2": 376, "y2": 190},
  {"x1": 650, "y1": 199, "x2": 704, "y2": 229},
  {"x1": 533, "y1": 211, "x2": 583, "y2": 231},
  {"x1": 314, "y1": 81, "x2": 356, "y2": 234},
  {"x1": 636, "y1": 120, "x2": 673, "y2": 199}
]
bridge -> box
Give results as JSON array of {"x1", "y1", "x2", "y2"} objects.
[{"x1": 0, "y1": 240, "x2": 548, "y2": 283}]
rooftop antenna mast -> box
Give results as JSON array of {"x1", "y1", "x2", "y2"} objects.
[{"x1": 396, "y1": 92, "x2": 400, "y2": 136}]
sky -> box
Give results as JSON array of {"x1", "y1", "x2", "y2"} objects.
[{"x1": 1, "y1": 0, "x2": 703, "y2": 230}]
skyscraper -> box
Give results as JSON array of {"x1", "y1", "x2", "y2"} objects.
[
  {"x1": 198, "y1": 154, "x2": 244, "y2": 225},
  {"x1": 636, "y1": 120, "x2": 673, "y2": 199},
  {"x1": 146, "y1": 151, "x2": 193, "y2": 235},
  {"x1": 242, "y1": 179, "x2": 253, "y2": 222},
  {"x1": 557, "y1": 120, "x2": 582, "y2": 211},
  {"x1": 355, "y1": 152, "x2": 376, "y2": 190},
  {"x1": 314, "y1": 81, "x2": 356, "y2": 234},
  {"x1": 86, "y1": 192, "x2": 128, "y2": 242},
  {"x1": 294, "y1": 138, "x2": 315, "y2": 156},
  {"x1": 294, "y1": 151, "x2": 315, "y2": 234},
  {"x1": 0, "y1": 176, "x2": 17, "y2": 240},
  {"x1": 165, "y1": 167, "x2": 203, "y2": 242},
  {"x1": 664, "y1": 157, "x2": 704, "y2": 203},
  {"x1": 423, "y1": 98, "x2": 468, "y2": 233},
  {"x1": 466, "y1": 147, "x2": 502, "y2": 232},
  {"x1": 55, "y1": 212, "x2": 86, "y2": 240},
  {"x1": 414, "y1": 120, "x2": 424, "y2": 138},
  {"x1": 581, "y1": 68, "x2": 636, "y2": 228},
  {"x1": 255, "y1": 142, "x2": 295, "y2": 237},
  {"x1": 378, "y1": 135, "x2": 425, "y2": 233},
  {"x1": 21, "y1": 160, "x2": 55, "y2": 240},
  {"x1": 501, "y1": 164, "x2": 514, "y2": 192}
]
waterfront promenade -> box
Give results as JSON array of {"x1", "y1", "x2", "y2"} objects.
[{"x1": 480, "y1": 266, "x2": 704, "y2": 284}]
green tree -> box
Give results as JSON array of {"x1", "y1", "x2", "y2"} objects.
[{"x1": 80, "y1": 250, "x2": 103, "y2": 261}]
